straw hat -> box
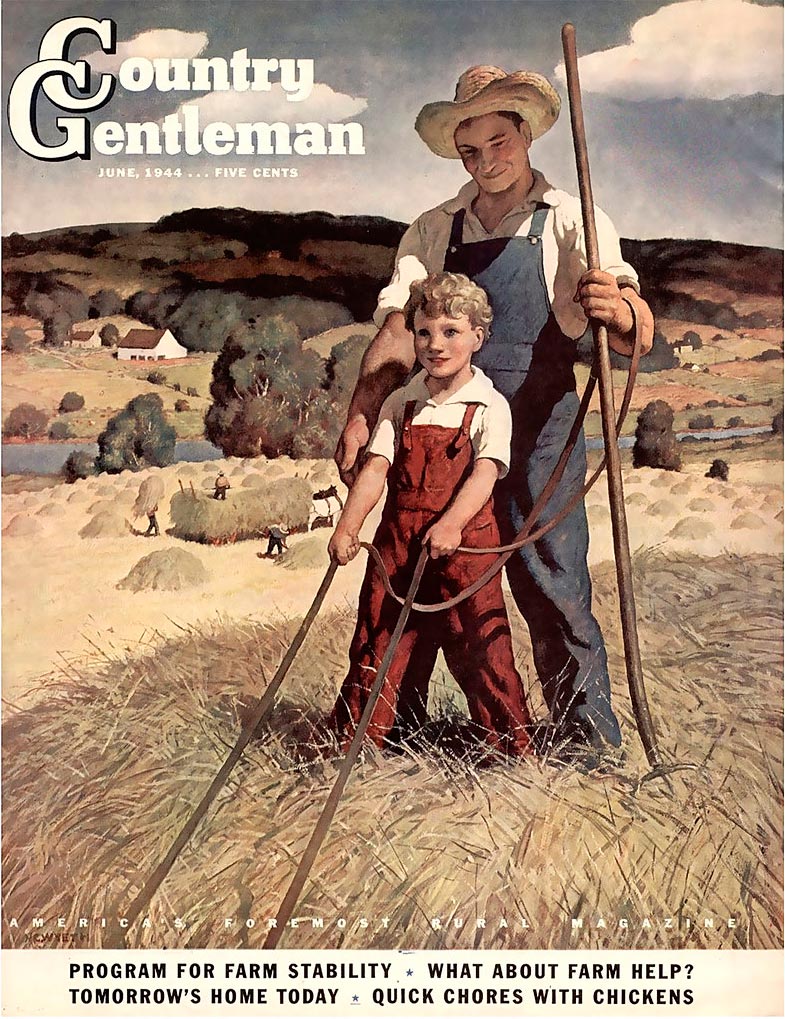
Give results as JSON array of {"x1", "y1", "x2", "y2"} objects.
[{"x1": 415, "y1": 65, "x2": 561, "y2": 159}]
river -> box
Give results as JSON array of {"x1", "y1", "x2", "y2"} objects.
[{"x1": 1, "y1": 426, "x2": 773, "y2": 476}]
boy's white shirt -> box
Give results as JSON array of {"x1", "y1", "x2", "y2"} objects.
[{"x1": 366, "y1": 366, "x2": 512, "y2": 478}]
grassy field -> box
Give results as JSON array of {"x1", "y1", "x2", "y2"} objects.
[
  {"x1": 2, "y1": 551, "x2": 782, "y2": 950},
  {"x1": 2, "y1": 347, "x2": 216, "y2": 441}
]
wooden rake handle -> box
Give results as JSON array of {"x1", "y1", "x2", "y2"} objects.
[
  {"x1": 562, "y1": 23, "x2": 662, "y2": 769},
  {"x1": 263, "y1": 547, "x2": 430, "y2": 949}
]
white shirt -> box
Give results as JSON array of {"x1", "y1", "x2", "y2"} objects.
[
  {"x1": 367, "y1": 366, "x2": 512, "y2": 478},
  {"x1": 374, "y1": 170, "x2": 640, "y2": 340}
]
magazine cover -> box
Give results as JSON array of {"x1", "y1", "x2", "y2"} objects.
[{"x1": 2, "y1": 0, "x2": 783, "y2": 1015}]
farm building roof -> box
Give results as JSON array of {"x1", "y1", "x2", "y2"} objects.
[
  {"x1": 71, "y1": 331, "x2": 95, "y2": 341},
  {"x1": 120, "y1": 329, "x2": 169, "y2": 349}
]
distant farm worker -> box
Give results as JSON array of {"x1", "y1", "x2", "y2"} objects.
[
  {"x1": 132, "y1": 475, "x2": 164, "y2": 538},
  {"x1": 258, "y1": 522, "x2": 290, "y2": 558},
  {"x1": 144, "y1": 503, "x2": 160, "y2": 537},
  {"x1": 213, "y1": 470, "x2": 230, "y2": 500},
  {"x1": 334, "y1": 66, "x2": 655, "y2": 756},
  {"x1": 328, "y1": 272, "x2": 532, "y2": 760}
]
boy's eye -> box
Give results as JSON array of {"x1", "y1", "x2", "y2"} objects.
[
  {"x1": 417, "y1": 328, "x2": 430, "y2": 338},
  {"x1": 444, "y1": 328, "x2": 457, "y2": 337}
]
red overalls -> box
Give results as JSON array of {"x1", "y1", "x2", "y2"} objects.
[{"x1": 331, "y1": 400, "x2": 532, "y2": 757}]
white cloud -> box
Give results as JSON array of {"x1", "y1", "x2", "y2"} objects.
[
  {"x1": 83, "y1": 29, "x2": 208, "y2": 74},
  {"x1": 173, "y1": 82, "x2": 367, "y2": 124},
  {"x1": 555, "y1": 0, "x2": 783, "y2": 100}
]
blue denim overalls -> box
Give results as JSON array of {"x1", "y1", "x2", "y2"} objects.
[{"x1": 444, "y1": 203, "x2": 622, "y2": 747}]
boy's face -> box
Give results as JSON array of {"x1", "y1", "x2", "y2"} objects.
[{"x1": 413, "y1": 309, "x2": 484, "y2": 381}]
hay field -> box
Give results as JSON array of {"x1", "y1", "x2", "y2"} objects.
[{"x1": 2, "y1": 545, "x2": 782, "y2": 951}]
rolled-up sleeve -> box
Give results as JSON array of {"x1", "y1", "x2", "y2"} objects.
[
  {"x1": 365, "y1": 391, "x2": 401, "y2": 464},
  {"x1": 373, "y1": 221, "x2": 430, "y2": 328}
]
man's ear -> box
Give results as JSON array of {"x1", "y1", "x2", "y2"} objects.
[{"x1": 519, "y1": 119, "x2": 533, "y2": 148}]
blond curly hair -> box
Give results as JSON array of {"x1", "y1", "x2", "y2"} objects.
[{"x1": 404, "y1": 272, "x2": 493, "y2": 334}]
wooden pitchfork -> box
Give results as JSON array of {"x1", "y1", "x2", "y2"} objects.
[{"x1": 562, "y1": 23, "x2": 695, "y2": 785}]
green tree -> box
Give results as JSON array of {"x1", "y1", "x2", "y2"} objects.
[
  {"x1": 62, "y1": 450, "x2": 96, "y2": 483},
  {"x1": 3, "y1": 403, "x2": 49, "y2": 439},
  {"x1": 49, "y1": 419, "x2": 73, "y2": 440},
  {"x1": 683, "y1": 329, "x2": 702, "y2": 350},
  {"x1": 100, "y1": 323, "x2": 120, "y2": 347},
  {"x1": 3, "y1": 327, "x2": 28, "y2": 353},
  {"x1": 96, "y1": 393, "x2": 176, "y2": 473},
  {"x1": 205, "y1": 316, "x2": 332, "y2": 457},
  {"x1": 59, "y1": 391, "x2": 85, "y2": 413},
  {"x1": 633, "y1": 400, "x2": 681, "y2": 471}
]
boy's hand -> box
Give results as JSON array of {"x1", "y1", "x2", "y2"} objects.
[
  {"x1": 328, "y1": 529, "x2": 361, "y2": 565},
  {"x1": 424, "y1": 519, "x2": 463, "y2": 559}
]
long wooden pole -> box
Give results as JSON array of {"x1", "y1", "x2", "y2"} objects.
[
  {"x1": 105, "y1": 560, "x2": 339, "y2": 948},
  {"x1": 561, "y1": 23, "x2": 662, "y2": 770},
  {"x1": 264, "y1": 547, "x2": 430, "y2": 949}
]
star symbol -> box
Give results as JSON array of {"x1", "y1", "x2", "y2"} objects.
[
  {"x1": 406, "y1": 969, "x2": 414, "y2": 976},
  {"x1": 352, "y1": 995, "x2": 359, "y2": 1003}
]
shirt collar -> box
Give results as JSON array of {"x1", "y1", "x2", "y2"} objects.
[
  {"x1": 407, "y1": 366, "x2": 495, "y2": 407},
  {"x1": 442, "y1": 168, "x2": 560, "y2": 215}
]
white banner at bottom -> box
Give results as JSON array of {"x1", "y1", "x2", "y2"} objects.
[{"x1": 1, "y1": 949, "x2": 782, "y2": 1018}]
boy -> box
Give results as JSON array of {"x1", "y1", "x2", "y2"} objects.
[{"x1": 329, "y1": 272, "x2": 531, "y2": 759}]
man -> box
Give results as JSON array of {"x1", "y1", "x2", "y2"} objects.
[
  {"x1": 213, "y1": 471, "x2": 230, "y2": 500},
  {"x1": 335, "y1": 66, "x2": 654, "y2": 755}
]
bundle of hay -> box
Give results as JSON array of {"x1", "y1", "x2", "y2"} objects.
[
  {"x1": 3, "y1": 514, "x2": 44, "y2": 538},
  {"x1": 117, "y1": 548, "x2": 209, "y2": 592},
  {"x1": 273, "y1": 535, "x2": 329, "y2": 570},
  {"x1": 132, "y1": 475, "x2": 166, "y2": 520},
  {"x1": 168, "y1": 476, "x2": 311, "y2": 544},
  {"x1": 79, "y1": 510, "x2": 130, "y2": 539},
  {"x1": 36, "y1": 502, "x2": 66, "y2": 518}
]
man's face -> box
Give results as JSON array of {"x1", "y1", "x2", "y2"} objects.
[
  {"x1": 413, "y1": 309, "x2": 483, "y2": 382},
  {"x1": 454, "y1": 112, "x2": 532, "y2": 195}
]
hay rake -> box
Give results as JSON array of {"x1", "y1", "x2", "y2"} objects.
[{"x1": 106, "y1": 26, "x2": 696, "y2": 949}]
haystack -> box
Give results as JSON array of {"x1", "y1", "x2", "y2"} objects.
[
  {"x1": 731, "y1": 512, "x2": 766, "y2": 530},
  {"x1": 79, "y1": 511, "x2": 130, "y2": 539},
  {"x1": 36, "y1": 502, "x2": 66, "y2": 518},
  {"x1": 117, "y1": 548, "x2": 209, "y2": 592},
  {"x1": 273, "y1": 535, "x2": 329, "y2": 571},
  {"x1": 3, "y1": 514, "x2": 44, "y2": 538},
  {"x1": 649, "y1": 498, "x2": 677, "y2": 518},
  {"x1": 668, "y1": 517, "x2": 711, "y2": 540},
  {"x1": 687, "y1": 497, "x2": 715, "y2": 513},
  {"x1": 132, "y1": 475, "x2": 166, "y2": 519},
  {"x1": 241, "y1": 474, "x2": 265, "y2": 489},
  {"x1": 168, "y1": 476, "x2": 311, "y2": 544}
]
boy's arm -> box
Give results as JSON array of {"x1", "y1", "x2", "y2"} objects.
[
  {"x1": 424, "y1": 458, "x2": 501, "y2": 559},
  {"x1": 328, "y1": 454, "x2": 390, "y2": 565}
]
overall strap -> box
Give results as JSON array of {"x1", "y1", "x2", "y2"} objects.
[
  {"x1": 401, "y1": 400, "x2": 417, "y2": 450},
  {"x1": 447, "y1": 209, "x2": 466, "y2": 253},
  {"x1": 526, "y1": 202, "x2": 551, "y2": 243},
  {"x1": 451, "y1": 403, "x2": 480, "y2": 452}
]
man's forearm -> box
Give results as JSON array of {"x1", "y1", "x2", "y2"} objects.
[{"x1": 347, "y1": 311, "x2": 416, "y2": 424}]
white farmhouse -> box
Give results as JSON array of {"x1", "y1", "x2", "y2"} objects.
[
  {"x1": 117, "y1": 328, "x2": 188, "y2": 361},
  {"x1": 65, "y1": 329, "x2": 101, "y2": 349}
]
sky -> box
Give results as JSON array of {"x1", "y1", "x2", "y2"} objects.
[{"x1": 2, "y1": 0, "x2": 783, "y2": 247}]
